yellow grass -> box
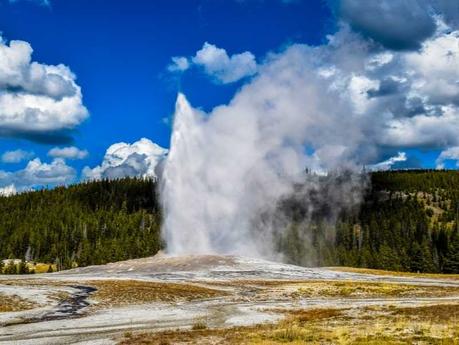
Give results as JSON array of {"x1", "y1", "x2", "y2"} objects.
[
  {"x1": 191, "y1": 318, "x2": 208, "y2": 330},
  {"x1": 329, "y1": 266, "x2": 459, "y2": 280},
  {"x1": 87, "y1": 279, "x2": 226, "y2": 308},
  {"x1": 117, "y1": 304, "x2": 459, "y2": 345},
  {"x1": 0, "y1": 293, "x2": 37, "y2": 312},
  {"x1": 292, "y1": 280, "x2": 459, "y2": 298},
  {"x1": 204, "y1": 279, "x2": 459, "y2": 300}
]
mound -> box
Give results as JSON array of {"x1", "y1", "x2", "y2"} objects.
[{"x1": 55, "y1": 254, "x2": 351, "y2": 281}]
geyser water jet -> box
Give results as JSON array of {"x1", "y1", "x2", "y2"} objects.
[{"x1": 161, "y1": 44, "x2": 373, "y2": 259}]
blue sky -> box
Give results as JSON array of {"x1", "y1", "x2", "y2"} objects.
[
  {"x1": 0, "y1": 0, "x2": 458, "y2": 193},
  {"x1": 0, "y1": 0, "x2": 333, "y2": 187}
]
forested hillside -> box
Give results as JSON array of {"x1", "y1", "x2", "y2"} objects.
[
  {"x1": 279, "y1": 170, "x2": 459, "y2": 273},
  {"x1": 0, "y1": 178, "x2": 162, "y2": 271},
  {"x1": 334, "y1": 170, "x2": 459, "y2": 273},
  {"x1": 0, "y1": 171, "x2": 458, "y2": 273}
]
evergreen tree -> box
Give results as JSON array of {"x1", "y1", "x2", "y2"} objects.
[
  {"x1": 444, "y1": 232, "x2": 459, "y2": 273},
  {"x1": 377, "y1": 244, "x2": 402, "y2": 271}
]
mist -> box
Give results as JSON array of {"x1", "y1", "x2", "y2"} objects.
[{"x1": 160, "y1": 41, "x2": 372, "y2": 259}]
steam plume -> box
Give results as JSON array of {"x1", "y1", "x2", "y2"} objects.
[
  {"x1": 159, "y1": 4, "x2": 459, "y2": 260},
  {"x1": 160, "y1": 43, "x2": 370, "y2": 258}
]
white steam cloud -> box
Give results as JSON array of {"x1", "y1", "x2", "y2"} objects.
[
  {"x1": 161, "y1": 4, "x2": 459, "y2": 258},
  {"x1": 161, "y1": 46, "x2": 368, "y2": 256}
]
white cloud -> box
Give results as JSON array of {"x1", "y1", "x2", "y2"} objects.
[
  {"x1": 192, "y1": 42, "x2": 257, "y2": 83},
  {"x1": 309, "y1": 24, "x2": 459, "y2": 152},
  {"x1": 48, "y1": 146, "x2": 88, "y2": 160},
  {"x1": 167, "y1": 56, "x2": 190, "y2": 72},
  {"x1": 436, "y1": 146, "x2": 459, "y2": 169},
  {"x1": 16, "y1": 158, "x2": 75, "y2": 186},
  {"x1": 368, "y1": 152, "x2": 407, "y2": 171},
  {"x1": 168, "y1": 42, "x2": 257, "y2": 84},
  {"x1": 405, "y1": 29, "x2": 459, "y2": 106},
  {"x1": 0, "y1": 158, "x2": 76, "y2": 192},
  {"x1": 1, "y1": 149, "x2": 34, "y2": 163},
  {"x1": 0, "y1": 184, "x2": 17, "y2": 197},
  {"x1": 0, "y1": 36, "x2": 88, "y2": 140},
  {"x1": 83, "y1": 138, "x2": 168, "y2": 180}
]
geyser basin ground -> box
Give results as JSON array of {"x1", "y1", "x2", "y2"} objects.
[{"x1": 0, "y1": 255, "x2": 458, "y2": 344}]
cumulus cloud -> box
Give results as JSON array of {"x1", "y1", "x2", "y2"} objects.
[
  {"x1": 0, "y1": 36, "x2": 88, "y2": 142},
  {"x1": 368, "y1": 152, "x2": 407, "y2": 171},
  {"x1": 82, "y1": 138, "x2": 168, "y2": 180},
  {"x1": 48, "y1": 146, "x2": 88, "y2": 160},
  {"x1": 436, "y1": 146, "x2": 459, "y2": 169},
  {"x1": 405, "y1": 30, "x2": 459, "y2": 106},
  {"x1": 15, "y1": 158, "x2": 75, "y2": 186},
  {"x1": 168, "y1": 42, "x2": 257, "y2": 84},
  {"x1": 0, "y1": 158, "x2": 76, "y2": 193},
  {"x1": 0, "y1": 184, "x2": 17, "y2": 197},
  {"x1": 315, "y1": 24, "x2": 459, "y2": 151},
  {"x1": 1, "y1": 149, "x2": 34, "y2": 163},
  {"x1": 192, "y1": 42, "x2": 257, "y2": 83}
]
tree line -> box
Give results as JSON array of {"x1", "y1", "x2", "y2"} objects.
[
  {"x1": 278, "y1": 170, "x2": 459, "y2": 273},
  {"x1": 0, "y1": 171, "x2": 458, "y2": 273},
  {"x1": 0, "y1": 177, "x2": 162, "y2": 272}
]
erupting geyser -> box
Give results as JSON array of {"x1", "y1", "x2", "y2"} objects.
[
  {"x1": 160, "y1": 94, "x2": 278, "y2": 257},
  {"x1": 160, "y1": 95, "x2": 364, "y2": 258},
  {"x1": 161, "y1": 44, "x2": 374, "y2": 258}
]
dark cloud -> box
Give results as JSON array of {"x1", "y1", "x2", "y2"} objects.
[
  {"x1": 435, "y1": 0, "x2": 459, "y2": 29},
  {"x1": 367, "y1": 78, "x2": 400, "y2": 97},
  {"x1": 404, "y1": 97, "x2": 427, "y2": 117},
  {"x1": 0, "y1": 129, "x2": 75, "y2": 145},
  {"x1": 338, "y1": 0, "x2": 436, "y2": 50},
  {"x1": 330, "y1": 0, "x2": 459, "y2": 51}
]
